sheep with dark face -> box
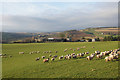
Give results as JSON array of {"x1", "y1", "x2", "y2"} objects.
[
  {"x1": 51, "y1": 58, "x2": 55, "y2": 61},
  {"x1": 77, "y1": 54, "x2": 80, "y2": 57},
  {"x1": 96, "y1": 54, "x2": 102, "y2": 59},
  {"x1": 29, "y1": 52, "x2": 33, "y2": 54},
  {"x1": 71, "y1": 53, "x2": 75, "y2": 56},
  {"x1": 113, "y1": 54, "x2": 118, "y2": 59},
  {"x1": 42, "y1": 56, "x2": 45, "y2": 59},
  {"x1": 85, "y1": 52, "x2": 89, "y2": 54},
  {"x1": 68, "y1": 55, "x2": 71, "y2": 60},
  {"x1": 43, "y1": 58, "x2": 49, "y2": 63},
  {"x1": 49, "y1": 54, "x2": 52, "y2": 57},
  {"x1": 55, "y1": 51, "x2": 58, "y2": 53},
  {"x1": 9, "y1": 55, "x2": 12, "y2": 58},
  {"x1": 70, "y1": 48, "x2": 73, "y2": 50},
  {"x1": 64, "y1": 56, "x2": 68, "y2": 59},
  {"x1": 59, "y1": 56, "x2": 63, "y2": 60},
  {"x1": 105, "y1": 56, "x2": 109, "y2": 62},
  {"x1": 90, "y1": 53, "x2": 95, "y2": 57},
  {"x1": 86, "y1": 56, "x2": 93, "y2": 60},
  {"x1": 80, "y1": 53, "x2": 84, "y2": 57},
  {"x1": 53, "y1": 55, "x2": 57, "y2": 58},
  {"x1": 95, "y1": 51, "x2": 100, "y2": 55},
  {"x1": 73, "y1": 55, "x2": 77, "y2": 58},
  {"x1": 35, "y1": 57, "x2": 40, "y2": 61}
]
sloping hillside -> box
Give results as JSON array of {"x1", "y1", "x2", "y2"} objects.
[{"x1": 2, "y1": 32, "x2": 33, "y2": 43}]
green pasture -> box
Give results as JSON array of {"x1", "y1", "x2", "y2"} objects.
[{"x1": 2, "y1": 41, "x2": 119, "y2": 78}]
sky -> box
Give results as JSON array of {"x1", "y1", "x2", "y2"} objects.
[{"x1": 0, "y1": 2, "x2": 118, "y2": 32}]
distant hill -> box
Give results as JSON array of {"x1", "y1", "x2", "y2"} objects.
[
  {"x1": 1, "y1": 27, "x2": 118, "y2": 43},
  {"x1": 2, "y1": 32, "x2": 34, "y2": 43}
]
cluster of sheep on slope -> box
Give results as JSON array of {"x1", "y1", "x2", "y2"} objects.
[
  {"x1": 64, "y1": 47, "x2": 85, "y2": 52},
  {"x1": 0, "y1": 54, "x2": 12, "y2": 58},
  {"x1": 86, "y1": 48, "x2": 120, "y2": 62},
  {"x1": 38, "y1": 48, "x2": 120, "y2": 63},
  {"x1": 2, "y1": 46, "x2": 120, "y2": 63}
]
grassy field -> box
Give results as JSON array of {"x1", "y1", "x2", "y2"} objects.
[{"x1": 2, "y1": 41, "x2": 119, "y2": 78}]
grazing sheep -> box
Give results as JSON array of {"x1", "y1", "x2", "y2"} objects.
[
  {"x1": 42, "y1": 56, "x2": 45, "y2": 59},
  {"x1": 105, "y1": 56, "x2": 109, "y2": 62},
  {"x1": 53, "y1": 55, "x2": 57, "y2": 58},
  {"x1": 90, "y1": 53, "x2": 95, "y2": 57},
  {"x1": 73, "y1": 49, "x2": 76, "y2": 52},
  {"x1": 82, "y1": 46, "x2": 86, "y2": 48},
  {"x1": 96, "y1": 54, "x2": 102, "y2": 59},
  {"x1": 86, "y1": 56, "x2": 93, "y2": 60},
  {"x1": 64, "y1": 56, "x2": 67, "y2": 59},
  {"x1": 64, "y1": 49, "x2": 67, "y2": 52},
  {"x1": 95, "y1": 51, "x2": 100, "y2": 55},
  {"x1": 19, "y1": 52, "x2": 24, "y2": 54},
  {"x1": 85, "y1": 52, "x2": 89, "y2": 54},
  {"x1": 29, "y1": 52, "x2": 33, "y2": 54},
  {"x1": 59, "y1": 56, "x2": 63, "y2": 60},
  {"x1": 37, "y1": 51, "x2": 40, "y2": 53},
  {"x1": 51, "y1": 58, "x2": 55, "y2": 61},
  {"x1": 49, "y1": 54, "x2": 52, "y2": 57},
  {"x1": 68, "y1": 55, "x2": 71, "y2": 60},
  {"x1": 71, "y1": 53, "x2": 75, "y2": 56},
  {"x1": 49, "y1": 51, "x2": 52, "y2": 53},
  {"x1": 70, "y1": 48, "x2": 73, "y2": 50},
  {"x1": 55, "y1": 51, "x2": 58, "y2": 53},
  {"x1": 9, "y1": 55, "x2": 12, "y2": 58},
  {"x1": 73, "y1": 55, "x2": 77, "y2": 58},
  {"x1": 77, "y1": 54, "x2": 80, "y2": 57},
  {"x1": 117, "y1": 51, "x2": 120, "y2": 55},
  {"x1": 80, "y1": 53, "x2": 84, "y2": 57},
  {"x1": 36, "y1": 57, "x2": 40, "y2": 61},
  {"x1": 43, "y1": 58, "x2": 49, "y2": 63},
  {"x1": 108, "y1": 56, "x2": 113, "y2": 61}
]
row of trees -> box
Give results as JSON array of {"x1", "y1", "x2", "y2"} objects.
[{"x1": 103, "y1": 36, "x2": 120, "y2": 41}]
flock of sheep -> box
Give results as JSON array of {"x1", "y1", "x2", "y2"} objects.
[
  {"x1": 39, "y1": 48, "x2": 120, "y2": 63},
  {"x1": 19, "y1": 46, "x2": 120, "y2": 63},
  {"x1": 1, "y1": 46, "x2": 120, "y2": 63}
]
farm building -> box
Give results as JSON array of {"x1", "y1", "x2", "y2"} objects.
[
  {"x1": 66, "y1": 37, "x2": 72, "y2": 42},
  {"x1": 47, "y1": 37, "x2": 66, "y2": 42},
  {"x1": 92, "y1": 38, "x2": 96, "y2": 42}
]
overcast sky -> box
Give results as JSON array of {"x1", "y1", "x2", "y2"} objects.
[{"x1": 0, "y1": 2, "x2": 118, "y2": 32}]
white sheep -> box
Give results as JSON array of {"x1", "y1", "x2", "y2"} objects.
[
  {"x1": 86, "y1": 56, "x2": 93, "y2": 60},
  {"x1": 105, "y1": 56, "x2": 109, "y2": 62},
  {"x1": 51, "y1": 58, "x2": 55, "y2": 61},
  {"x1": 42, "y1": 56, "x2": 45, "y2": 59},
  {"x1": 19, "y1": 52, "x2": 24, "y2": 54},
  {"x1": 59, "y1": 56, "x2": 63, "y2": 60},
  {"x1": 43, "y1": 58, "x2": 49, "y2": 63},
  {"x1": 35, "y1": 57, "x2": 40, "y2": 61}
]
